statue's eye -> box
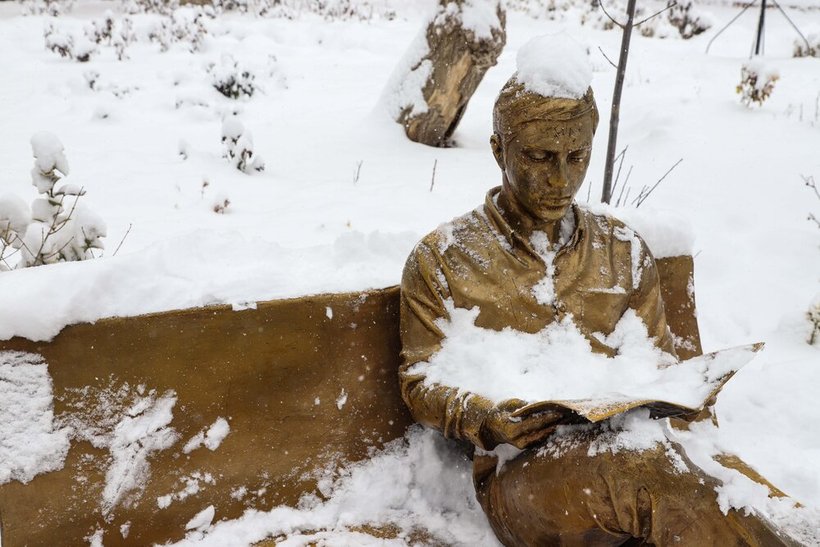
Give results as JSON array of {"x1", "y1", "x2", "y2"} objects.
[
  {"x1": 525, "y1": 150, "x2": 551, "y2": 161},
  {"x1": 569, "y1": 149, "x2": 589, "y2": 164}
]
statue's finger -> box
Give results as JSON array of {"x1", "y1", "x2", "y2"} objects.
[{"x1": 511, "y1": 426, "x2": 556, "y2": 449}]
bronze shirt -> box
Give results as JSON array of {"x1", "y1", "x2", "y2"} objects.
[{"x1": 399, "y1": 187, "x2": 676, "y2": 450}]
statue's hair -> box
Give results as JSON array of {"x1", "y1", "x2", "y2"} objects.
[{"x1": 492, "y1": 77, "x2": 599, "y2": 141}]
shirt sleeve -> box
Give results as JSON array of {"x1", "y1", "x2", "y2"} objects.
[
  {"x1": 629, "y1": 238, "x2": 678, "y2": 358},
  {"x1": 398, "y1": 241, "x2": 497, "y2": 449}
]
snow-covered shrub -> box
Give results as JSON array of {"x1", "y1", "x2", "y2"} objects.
[
  {"x1": 122, "y1": 0, "x2": 179, "y2": 16},
  {"x1": 793, "y1": 31, "x2": 820, "y2": 58},
  {"x1": 44, "y1": 23, "x2": 96, "y2": 62},
  {"x1": 22, "y1": 0, "x2": 74, "y2": 17},
  {"x1": 809, "y1": 296, "x2": 820, "y2": 346},
  {"x1": 505, "y1": 0, "x2": 710, "y2": 39},
  {"x1": 209, "y1": 57, "x2": 256, "y2": 99},
  {"x1": 737, "y1": 60, "x2": 778, "y2": 108},
  {"x1": 113, "y1": 17, "x2": 136, "y2": 60},
  {"x1": 211, "y1": 194, "x2": 231, "y2": 214},
  {"x1": 221, "y1": 118, "x2": 265, "y2": 174},
  {"x1": 212, "y1": 0, "x2": 254, "y2": 13},
  {"x1": 0, "y1": 194, "x2": 31, "y2": 271},
  {"x1": 85, "y1": 11, "x2": 115, "y2": 45},
  {"x1": 0, "y1": 133, "x2": 106, "y2": 271},
  {"x1": 504, "y1": 0, "x2": 610, "y2": 28},
  {"x1": 43, "y1": 23, "x2": 73, "y2": 59},
  {"x1": 148, "y1": 5, "x2": 212, "y2": 53},
  {"x1": 84, "y1": 11, "x2": 135, "y2": 60},
  {"x1": 243, "y1": 0, "x2": 398, "y2": 20},
  {"x1": 661, "y1": 0, "x2": 711, "y2": 39}
]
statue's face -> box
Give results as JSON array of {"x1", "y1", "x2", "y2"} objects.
[{"x1": 492, "y1": 114, "x2": 594, "y2": 223}]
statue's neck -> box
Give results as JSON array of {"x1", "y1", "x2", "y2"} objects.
[{"x1": 497, "y1": 184, "x2": 562, "y2": 244}]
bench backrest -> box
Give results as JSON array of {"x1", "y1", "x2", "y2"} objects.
[{"x1": 0, "y1": 256, "x2": 700, "y2": 546}]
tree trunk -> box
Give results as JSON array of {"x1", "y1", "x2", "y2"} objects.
[
  {"x1": 394, "y1": 0, "x2": 506, "y2": 147},
  {"x1": 601, "y1": 0, "x2": 638, "y2": 204}
]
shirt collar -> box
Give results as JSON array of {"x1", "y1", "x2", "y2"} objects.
[{"x1": 483, "y1": 186, "x2": 584, "y2": 255}]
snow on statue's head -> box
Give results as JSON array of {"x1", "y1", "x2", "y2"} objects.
[{"x1": 493, "y1": 33, "x2": 598, "y2": 144}]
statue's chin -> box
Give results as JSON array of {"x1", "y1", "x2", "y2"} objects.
[{"x1": 531, "y1": 203, "x2": 572, "y2": 223}]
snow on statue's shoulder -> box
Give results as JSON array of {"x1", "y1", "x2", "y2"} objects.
[
  {"x1": 514, "y1": 33, "x2": 592, "y2": 100},
  {"x1": 581, "y1": 203, "x2": 695, "y2": 259}
]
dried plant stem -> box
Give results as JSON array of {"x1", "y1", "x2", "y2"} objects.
[
  {"x1": 632, "y1": 158, "x2": 683, "y2": 207},
  {"x1": 113, "y1": 223, "x2": 133, "y2": 256},
  {"x1": 353, "y1": 160, "x2": 363, "y2": 184}
]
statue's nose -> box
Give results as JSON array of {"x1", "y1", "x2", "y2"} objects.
[{"x1": 548, "y1": 158, "x2": 570, "y2": 189}]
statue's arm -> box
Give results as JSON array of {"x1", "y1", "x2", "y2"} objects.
[
  {"x1": 398, "y1": 243, "x2": 561, "y2": 450},
  {"x1": 629, "y1": 239, "x2": 678, "y2": 357},
  {"x1": 398, "y1": 243, "x2": 492, "y2": 448}
]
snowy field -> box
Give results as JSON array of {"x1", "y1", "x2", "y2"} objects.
[{"x1": 1, "y1": 0, "x2": 820, "y2": 544}]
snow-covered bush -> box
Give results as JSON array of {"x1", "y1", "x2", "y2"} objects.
[
  {"x1": 809, "y1": 296, "x2": 820, "y2": 346},
  {"x1": 148, "y1": 5, "x2": 212, "y2": 53},
  {"x1": 211, "y1": 194, "x2": 231, "y2": 214},
  {"x1": 737, "y1": 60, "x2": 778, "y2": 108},
  {"x1": 84, "y1": 11, "x2": 136, "y2": 61},
  {"x1": 793, "y1": 31, "x2": 820, "y2": 58},
  {"x1": 805, "y1": 176, "x2": 819, "y2": 345},
  {"x1": 85, "y1": 10, "x2": 115, "y2": 45},
  {"x1": 221, "y1": 118, "x2": 265, "y2": 174},
  {"x1": 243, "y1": 0, "x2": 399, "y2": 20},
  {"x1": 0, "y1": 194, "x2": 30, "y2": 271},
  {"x1": 209, "y1": 57, "x2": 257, "y2": 99},
  {"x1": 44, "y1": 23, "x2": 96, "y2": 62},
  {"x1": 22, "y1": 0, "x2": 73, "y2": 17},
  {"x1": 635, "y1": 0, "x2": 713, "y2": 39},
  {"x1": 0, "y1": 133, "x2": 106, "y2": 271},
  {"x1": 212, "y1": 0, "x2": 255, "y2": 13},
  {"x1": 122, "y1": 0, "x2": 179, "y2": 16},
  {"x1": 505, "y1": 0, "x2": 710, "y2": 39}
]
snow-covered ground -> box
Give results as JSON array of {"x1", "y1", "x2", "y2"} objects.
[{"x1": 1, "y1": 0, "x2": 819, "y2": 545}]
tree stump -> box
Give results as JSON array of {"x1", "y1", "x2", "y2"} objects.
[{"x1": 387, "y1": 0, "x2": 506, "y2": 148}]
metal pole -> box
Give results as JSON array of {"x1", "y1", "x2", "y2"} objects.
[
  {"x1": 754, "y1": 0, "x2": 767, "y2": 55},
  {"x1": 705, "y1": 0, "x2": 757, "y2": 54}
]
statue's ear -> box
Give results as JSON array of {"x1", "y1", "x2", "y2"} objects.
[{"x1": 490, "y1": 133, "x2": 505, "y2": 170}]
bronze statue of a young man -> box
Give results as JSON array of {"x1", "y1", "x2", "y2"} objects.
[{"x1": 398, "y1": 77, "x2": 791, "y2": 546}]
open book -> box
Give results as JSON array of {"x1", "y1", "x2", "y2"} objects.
[{"x1": 508, "y1": 343, "x2": 764, "y2": 423}]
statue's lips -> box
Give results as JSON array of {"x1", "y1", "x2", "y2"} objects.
[{"x1": 539, "y1": 199, "x2": 572, "y2": 208}]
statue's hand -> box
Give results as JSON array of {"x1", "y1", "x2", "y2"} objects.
[{"x1": 482, "y1": 399, "x2": 564, "y2": 450}]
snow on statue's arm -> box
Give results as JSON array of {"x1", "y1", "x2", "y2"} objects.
[
  {"x1": 398, "y1": 240, "x2": 563, "y2": 451},
  {"x1": 624, "y1": 233, "x2": 678, "y2": 358}
]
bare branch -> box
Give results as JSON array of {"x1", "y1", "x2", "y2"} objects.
[
  {"x1": 802, "y1": 174, "x2": 820, "y2": 200},
  {"x1": 9, "y1": 232, "x2": 35, "y2": 264},
  {"x1": 599, "y1": 0, "x2": 625, "y2": 29},
  {"x1": 353, "y1": 160, "x2": 363, "y2": 184},
  {"x1": 0, "y1": 239, "x2": 11, "y2": 271},
  {"x1": 30, "y1": 189, "x2": 83, "y2": 265},
  {"x1": 633, "y1": 158, "x2": 683, "y2": 207},
  {"x1": 610, "y1": 146, "x2": 629, "y2": 198},
  {"x1": 598, "y1": 46, "x2": 617, "y2": 69},
  {"x1": 615, "y1": 165, "x2": 634, "y2": 207},
  {"x1": 634, "y1": 1, "x2": 677, "y2": 27},
  {"x1": 42, "y1": 235, "x2": 75, "y2": 262},
  {"x1": 113, "y1": 223, "x2": 133, "y2": 256},
  {"x1": 429, "y1": 159, "x2": 438, "y2": 192}
]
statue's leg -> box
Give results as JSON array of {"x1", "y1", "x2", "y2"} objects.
[{"x1": 474, "y1": 427, "x2": 791, "y2": 547}]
